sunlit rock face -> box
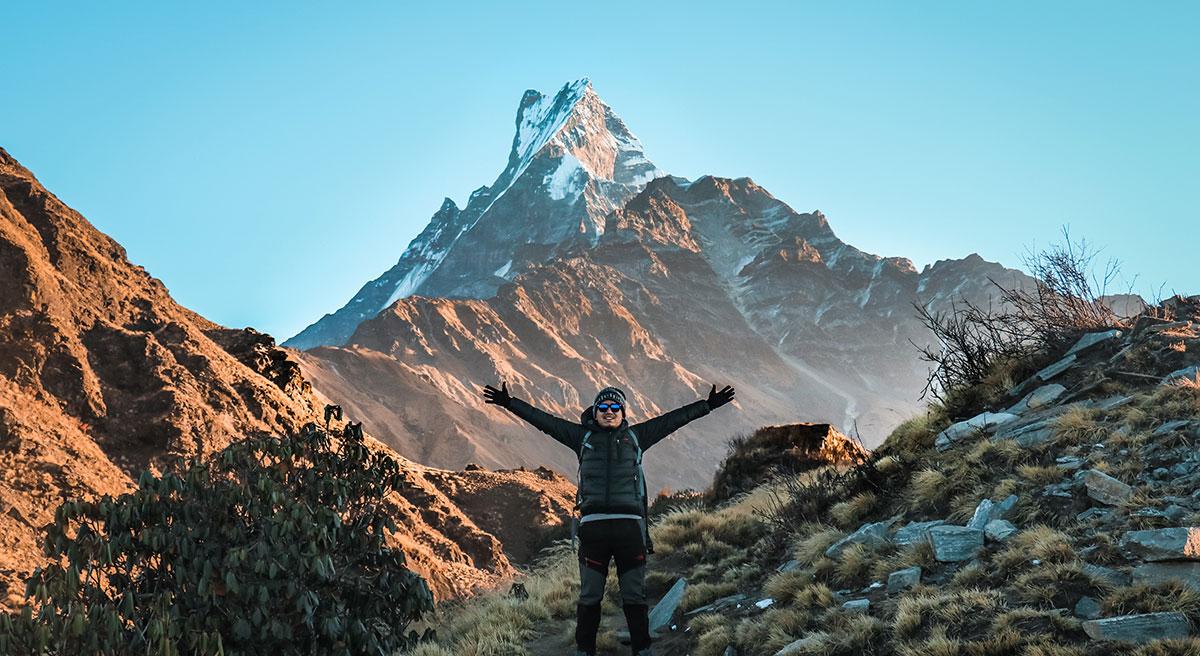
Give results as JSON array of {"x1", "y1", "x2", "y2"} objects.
[{"x1": 286, "y1": 80, "x2": 1034, "y2": 490}]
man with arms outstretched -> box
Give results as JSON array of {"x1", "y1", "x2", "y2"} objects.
[{"x1": 482, "y1": 382, "x2": 735, "y2": 656}]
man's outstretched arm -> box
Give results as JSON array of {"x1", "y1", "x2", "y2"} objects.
[
  {"x1": 482, "y1": 382, "x2": 582, "y2": 452},
  {"x1": 634, "y1": 384, "x2": 735, "y2": 451}
]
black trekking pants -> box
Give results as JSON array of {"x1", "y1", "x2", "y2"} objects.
[{"x1": 576, "y1": 518, "x2": 650, "y2": 653}]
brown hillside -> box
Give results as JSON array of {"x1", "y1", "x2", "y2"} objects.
[{"x1": 0, "y1": 147, "x2": 575, "y2": 607}]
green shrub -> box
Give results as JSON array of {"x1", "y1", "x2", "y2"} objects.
[{"x1": 0, "y1": 423, "x2": 434, "y2": 655}]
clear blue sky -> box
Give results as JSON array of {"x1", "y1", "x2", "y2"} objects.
[{"x1": 2, "y1": 2, "x2": 1196, "y2": 340}]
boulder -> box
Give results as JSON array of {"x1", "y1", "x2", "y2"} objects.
[
  {"x1": 1067, "y1": 329, "x2": 1122, "y2": 355},
  {"x1": 984, "y1": 519, "x2": 1018, "y2": 542},
  {"x1": 966, "y1": 495, "x2": 1018, "y2": 530},
  {"x1": 887, "y1": 566, "x2": 922, "y2": 593},
  {"x1": 936, "y1": 412, "x2": 1020, "y2": 451},
  {"x1": 1132, "y1": 562, "x2": 1200, "y2": 591},
  {"x1": 1074, "y1": 596, "x2": 1102, "y2": 620},
  {"x1": 1082, "y1": 563, "x2": 1131, "y2": 587},
  {"x1": 649, "y1": 578, "x2": 687, "y2": 635},
  {"x1": 825, "y1": 517, "x2": 897, "y2": 559},
  {"x1": 1078, "y1": 469, "x2": 1133, "y2": 505},
  {"x1": 1120, "y1": 528, "x2": 1200, "y2": 562},
  {"x1": 993, "y1": 418, "x2": 1057, "y2": 449},
  {"x1": 1082, "y1": 612, "x2": 1190, "y2": 644},
  {"x1": 1006, "y1": 384, "x2": 1067, "y2": 415},
  {"x1": 1037, "y1": 353, "x2": 1078, "y2": 381},
  {"x1": 841, "y1": 599, "x2": 869, "y2": 613},
  {"x1": 892, "y1": 520, "x2": 945, "y2": 546},
  {"x1": 928, "y1": 526, "x2": 984, "y2": 562}
]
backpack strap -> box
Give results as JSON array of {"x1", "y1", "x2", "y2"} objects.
[{"x1": 627, "y1": 429, "x2": 654, "y2": 554}]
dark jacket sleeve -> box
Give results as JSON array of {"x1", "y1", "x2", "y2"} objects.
[
  {"x1": 506, "y1": 398, "x2": 583, "y2": 453},
  {"x1": 632, "y1": 399, "x2": 712, "y2": 451}
]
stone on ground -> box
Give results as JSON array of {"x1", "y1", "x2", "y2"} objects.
[
  {"x1": 928, "y1": 525, "x2": 984, "y2": 562},
  {"x1": 1081, "y1": 612, "x2": 1190, "y2": 643}
]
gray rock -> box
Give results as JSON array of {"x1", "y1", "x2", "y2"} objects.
[
  {"x1": 1077, "y1": 507, "x2": 1113, "y2": 523},
  {"x1": 825, "y1": 517, "x2": 898, "y2": 559},
  {"x1": 1056, "y1": 455, "x2": 1086, "y2": 470},
  {"x1": 1083, "y1": 563, "x2": 1131, "y2": 587},
  {"x1": 1082, "y1": 612, "x2": 1190, "y2": 644},
  {"x1": 928, "y1": 525, "x2": 984, "y2": 562},
  {"x1": 1132, "y1": 507, "x2": 1172, "y2": 521},
  {"x1": 984, "y1": 519, "x2": 1018, "y2": 542},
  {"x1": 649, "y1": 578, "x2": 687, "y2": 635},
  {"x1": 841, "y1": 598, "x2": 870, "y2": 613},
  {"x1": 1090, "y1": 394, "x2": 1134, "y2": 412},
  {"x1": 993, "y1": 417, "x2": 1057, "y2": 449},
  {"x1": 1079, "y1": 469, "x2": 1133, "y2": 505},
  {"x1": 1153, "y1": 419, "x2": 1193, "y2": 436},
  {"x1": 1166, "y1": 505, "x2": 1190, "y2": 522},
  {"x1": 1146, "y1": 320, "x2": 1193, "y2": 334},
  {"x1": 1074, "y1": 596, "x2": 1103, "y2": 620},
  {"x1": 1007, "y1": 384, "x2": 1068, "y2": 415},
  {"x1": 1037, "y1": 353, "x2": 1079, "y2": 381},
  {"x1": 966, "y1": 495, "x2": 1018, "y2": 530},
  {"x1": 1120, "y1": 528, "x2": 1200, "y2": 562},
  {"x1": 776, "y1": 635, "x2": 827, "y2": 655},
  {"x1": 887, "y1": 566, "x2": 922, "y2": 593},
  {"x1": 686, "y1": 593, "x2": 750, "y2": 616},
  {"x1": 935, "y1": 412, "x2": 1020, "y2": 451},
  {"x1": 1162, "y1": 365, "x2": 1200, "y2": 385},
  {"x1": 1133, "y1": 562, "x2": 1200, "y2": 591},
  {"x1": 1067, "y1": 329, "x2": 1123, "y2": 355},
  {"x1": 892, "y1": 519, "x2": 945, "y2": 546},
  {"x1": 776, "y1": 559, "x2": 801, "y2": 573}
]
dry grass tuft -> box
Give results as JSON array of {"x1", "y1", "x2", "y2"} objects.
[
  {"x1": 893, "y1": 588, "x2": 1006, "y2": 642},
  {"x1": 833, "y1": 542, "x2": 881, "y2": 588},
  {"x1": 871, "y1": 542, "x2": 935, "y2": 581},
  {"x1": 830, "y1": 491, "x2": 879, "y2": 529},
  {"x1": 1010, "y1": 562, "x2": 1105, "y2": 610},
  {"x1": 1133, "y1": 638, "x2": 1200, "y2": 656},
  {"x1": 681, "y1": 581, "x2": 739, "y2": 613},
  {"x1": 993, "y1": 526, "x2": 1078, "y2": 578},
  {"x1": 1052, "y1": 406, "x2": 1106, "y2": 447},
  {"x1": 907, "y1": 468, "x2": 952, "y2": 513},
  {"x1": 792, "y1": 526, "x2": 845, "y2": 566},
  {"x1": 878, "y1": 410, "x2": 948, "y2": 456},
  {"x1": 1104, "y1": 581, "x2": 1200, "y2": 623},
  {"x1": 733, "y1": 606, "x2": 811, "y2": 656}
]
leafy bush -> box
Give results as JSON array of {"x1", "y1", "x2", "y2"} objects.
[{"x1": 0, "y1": 423, "x2": 434, "y2": 655}]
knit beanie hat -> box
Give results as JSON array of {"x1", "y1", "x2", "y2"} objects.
[{"x1": 593, "y1": 387, "x2": 627, "y2": 417}]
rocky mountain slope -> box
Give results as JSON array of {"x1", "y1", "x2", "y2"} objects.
[
  {"x1": 285, "y1": 79, "x2": 1035, "y2": 491},
  {"x1": 0, "y1": 148, "x2": 576, "y2": 606},
  {"x1": 409, "y1": 295, "x2": 1200, "y2": 655}
]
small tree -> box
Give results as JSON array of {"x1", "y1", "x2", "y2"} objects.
[{"x1": 0, "y1": 423, "x2": 434, "y2": 655}]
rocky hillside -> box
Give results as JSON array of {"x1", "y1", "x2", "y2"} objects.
[
  {"x1": 285, "y1": 81, "x2": 1036, "y2": 492},
  {"x1": 0, "y1": 148, "x2": 577, "y2": 606},
  {"x1": 408, "y1": 295, "x2": 1200, "y2": 655}
]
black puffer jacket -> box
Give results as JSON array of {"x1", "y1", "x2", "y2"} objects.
[{"x1": 506, "y1": 397, "x2": 711, "y2": 516}]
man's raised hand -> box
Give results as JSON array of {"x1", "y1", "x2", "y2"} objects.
[
  {"x1": 707, "y1": 384, "x2": 735, "y2": 409},
  {"x1": 483, "y1": 381, "x2": 512, "y2": 408}
]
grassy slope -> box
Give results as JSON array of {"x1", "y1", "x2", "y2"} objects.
[{"x1": 403, "y1": 311, "x2": 1200, "y2": 656}]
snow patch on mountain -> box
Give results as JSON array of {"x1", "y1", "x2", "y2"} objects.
[{"x1": 545, "y1": 154, "x2": 584, "y2": 201}]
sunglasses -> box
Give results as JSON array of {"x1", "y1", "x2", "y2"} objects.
[{"x1": 596, "y1": 403, "x2": 623, "y2": 413}]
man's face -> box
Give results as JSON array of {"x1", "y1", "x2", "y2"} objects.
[{"x1": 595, "y1": 401, "x2": 623, "y2": 429}]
